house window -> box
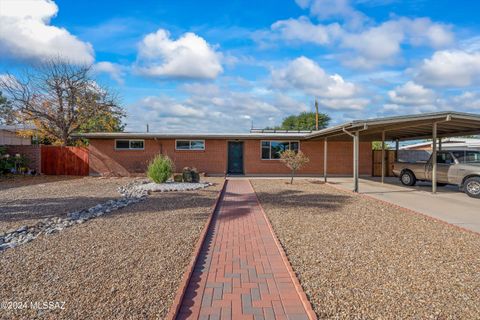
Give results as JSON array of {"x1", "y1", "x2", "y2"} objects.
[
  {"x1": 261, "y1": 141, "x2": 299, "y2": 160},
  {"x1": 115, "y1": 139, "x2": 144, "y2": 150},
  {"x1": 175, "y1": 140, "x2": 205, "y2": 150}
]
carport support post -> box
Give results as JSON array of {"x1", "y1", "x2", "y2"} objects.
[
  {"x1": 381, "y1": 131, "x2": 386, "y2": 184},
  {"x1": 324, "y1": 138, "x2": 328, "y2": 183},
  {"x1": 432, "y1": 122, "x2": 438, "y2": 194},
  {"x1": 395, "y1": 139, "x2": 399, "y2": 157},
  {"x1": 353, "y1": 131, "x2": 360, "y2": 192}
]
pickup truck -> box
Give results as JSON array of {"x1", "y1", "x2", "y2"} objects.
[{"x1": 392, "y1": 150, "x2": 480, "y2": 198}]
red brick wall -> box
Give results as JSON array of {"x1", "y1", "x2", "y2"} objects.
[
  {"x1": 243, "y1": 140, "x2": 372, "y2": 175},
  {"x1": 89, "y1": 139, "x2": 227, "y2": 176},
  {"x1": 5, "y1": 145, "x2": 41, "y2": 174},
  {"x1": 88, "y1": 138, "x2": 372, "y2": 176}
]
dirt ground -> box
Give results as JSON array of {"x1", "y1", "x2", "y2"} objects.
[
  {"x1": 0, "y1": 175, "x2": 136, "y2": 233},
  {"x1": 0, "y1": 177, "x2": 224, "y2": 319},
  {"x1": 252, "y1": 179, "x2": 480, "y2": 319}
]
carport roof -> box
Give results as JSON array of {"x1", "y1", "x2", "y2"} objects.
[{"x1": 306, "y1": 111, "x2": 480, "y2": 141}]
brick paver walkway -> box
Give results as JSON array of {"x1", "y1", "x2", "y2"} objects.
[{"x1": 176, "y1": 179, "x2": 314, "y2": 320}]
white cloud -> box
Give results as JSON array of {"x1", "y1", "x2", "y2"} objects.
[
  {"x1": 272, "y1": 56, "x2": 358, "y2": 98},
  {"x1": 0, "y1": 0, "x2": 94, "y2": 64},
  {"x1": 271, "y1": 56, "x2": 368, "y2": 110},
  {"x1": 271, "y1": 16, "x2": 341, "y2": 45},
  {"x1": 415, "y1": 50, "x2": 480, "y2": 87},
  {"x1": 296, "y1": 0, "x2": 367, "y2": 28},
  {"x1": 446, "y1": 91, "x2": 480, "y2": 110},
  {"x1": 381, "y1": 81, "x2": 480, "y2": 115},
  {"x1": 272, "y1": 93, "x2": 309, "y2": 113},
  {"x1": 268, "y1": 4, "x2": 454, "y2": 69},
  {"x1": 341, "y1": 18, "x2": 454, "y2": 68},
  {"x1": 318, "y1": 97, "x2": 369, "y2": 110},
  {"x1": 126, "y1": 82, "x2": 318, "y2": 132},
  {"x1": 388, "y1": 81, "x2": 436, "y2": 106},
  {"x1": 341, "y1": 20, "x2": 403, "y2": 67},
  {"x1": 138, "y1": 96, "x2": 206, "y2": 118},
  {"x1": 93, "y1": 62, "x2": 125, "y2": 84},
  {"x1": 460, "y1": 36, "x2": 480, "y2": 53},
  {"x1": 135, "y1": 29, "x2": 223, "y2": 79}
]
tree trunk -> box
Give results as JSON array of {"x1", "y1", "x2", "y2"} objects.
[
  {"x1": 61, "y1": 130, "x2": 69, "y2": 146},
  {"x1": 290, "y1": 169, "x2": 295, "y2": 184}
]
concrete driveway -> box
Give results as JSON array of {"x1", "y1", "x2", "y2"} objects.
[{"x1": 329, "y1": 176, "x2": 480, "y2": 233}]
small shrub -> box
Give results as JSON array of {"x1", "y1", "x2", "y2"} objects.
[{"x1": 147, "y1": 155, "x2": 174, "y2": 183}]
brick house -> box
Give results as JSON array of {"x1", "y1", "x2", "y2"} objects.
[{"x1": 78, "y1": 132, "x2": 372, "y2": 177}]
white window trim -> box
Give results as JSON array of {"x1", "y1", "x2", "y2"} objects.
[
  {"x1": 175, "y1": 139, "x2": 206, "y2": 151},
  {"x1": 260, "y1": 140, "x2": 300, "y2": 160},
  {"x1": 114, "y1": 139, "x2": 145, "y2": 150}
]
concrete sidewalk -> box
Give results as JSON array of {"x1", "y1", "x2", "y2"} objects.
[{"x1": 328, "y1": 177, "x2": 480, "y2": 233}]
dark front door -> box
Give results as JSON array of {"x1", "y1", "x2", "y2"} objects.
[{"x1": 228, "y1": 142, "x2": 244, "y2": 174}]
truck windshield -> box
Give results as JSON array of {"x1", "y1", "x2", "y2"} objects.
[{"x1": 451, "y1": 151, "x2": 480, "y2": 163}]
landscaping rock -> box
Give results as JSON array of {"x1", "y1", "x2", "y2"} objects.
[
  {"x1": 131, "y1": 181, "x2": 212, "y2": 193},
  {"x1": 0, "y1": 178, "x2": 212, "y2": 253},
  {"x1": 182, "y1": 167, "x2": 193, "y2": 182},
  {"x1": 173, "y1": 174, "x2": 183, "y2": 182},
  {"x1": 191, "y1": 167, "x2": 200, "y2": 183},
  {"x1": 0, "y1": 178, "x2": 224, "y2": 320},
  {"x1": 252, "y1": 179, "x2": 480, "y2": 319}
]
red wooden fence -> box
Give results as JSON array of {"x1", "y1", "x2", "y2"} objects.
[{"x1": 41, "y1": 146, "x2": 89, "y2": 176}]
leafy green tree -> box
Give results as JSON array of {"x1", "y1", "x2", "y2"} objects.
[
  {"x1": 77, "y1": 111, "x2": 125, "y2": 133},
  {"x1": 274, "y1": 112, "x2": 330, "y2": 131},
  {"x1": 372, "y1": 141, "x2": 390, "y2": 150}
]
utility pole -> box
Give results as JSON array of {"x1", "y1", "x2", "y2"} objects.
[
  {"x1": 315, "y1": 97, "x2": 319, "y2": 131},
  {"x1": 146, "y1": 124, "x2": 149, "y2": 133}
]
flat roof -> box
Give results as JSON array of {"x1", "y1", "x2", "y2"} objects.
[
  {"x1": 74, "y1": 132, "x2": 309, "y2": 140},
  {"x1": 73, "y1": 111, "x2": 480, "y2": 142}
]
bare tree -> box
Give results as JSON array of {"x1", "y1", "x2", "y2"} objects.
[
  {"x1": 280, "y1": 150, "x2": 310, "y2": 184},
  {"x1": 0, "y1": 91, "x2": 16, "y2": 125},
  {"x1": 0, "y1": 59, "x2": 124, "y2": 145}
]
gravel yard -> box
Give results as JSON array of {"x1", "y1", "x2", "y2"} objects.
[
  {"x1": 252, "y1": 179, "x2": 480, "y2": 319},
  {"x1": 0, "y1": 176, "x2": 136, "y2": 233},
  {"x1": 0, "y1": 177, "x2": 223, "y2": 319}
]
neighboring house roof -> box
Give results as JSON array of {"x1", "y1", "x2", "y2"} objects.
[
  {"x1": 73, "y1": 111, "x2": 480, "y2": 142},
  {"x1": 0, "y1": 124, "x2": 36, "y2": 132},
  {"x1": 401, "y1": 138, "x2": 480, "y2": 150}
]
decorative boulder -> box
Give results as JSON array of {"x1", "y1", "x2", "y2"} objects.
[
  {"x1": 191, "y1": 167, "x2": 200, "y2": 183},
  {"x1": 182, "y1": 167, "x2": 193, "y2": 183},
  {"x1": 173, "y1": 174, "x2": 183, "y2": 182}
]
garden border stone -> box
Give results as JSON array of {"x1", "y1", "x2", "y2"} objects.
[{"x1": 0, "y1": 180, "x2": 212, "y2": 252}]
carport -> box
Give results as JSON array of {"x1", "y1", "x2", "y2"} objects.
[{"x1": 306, "y1": 111, "x2": 480, "y2": 193}]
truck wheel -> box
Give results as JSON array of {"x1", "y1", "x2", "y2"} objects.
[
  {"x1": 464, "y1": 177, "x2": 480, "y2": 198},
  {"x1": 400, "y1": 171, "x2": 416, "y2": 186}
]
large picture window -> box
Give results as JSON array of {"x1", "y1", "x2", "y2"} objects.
[
  {"x1": 261, "y1": 141, "x2": 299, "y2": 160},
  {"x1": 175, "y1": 140, "x2": 205, "y2": 150},
  {"x1": 115, "y1": 139, "x2": 144, "y2": 150}
]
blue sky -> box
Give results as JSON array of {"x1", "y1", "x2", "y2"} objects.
[{"x1": 1, "y1": 0, "x2": 480, "y2": 132}]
